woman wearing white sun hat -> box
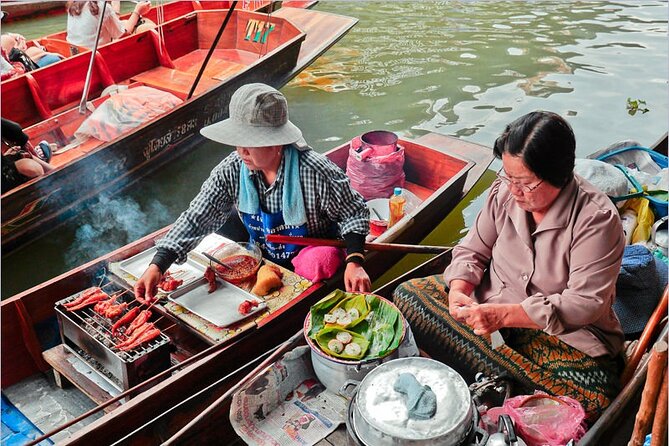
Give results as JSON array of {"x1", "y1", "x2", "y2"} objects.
[{"x1": 134, "y1": 83, "x2": 371, "y2": 302}]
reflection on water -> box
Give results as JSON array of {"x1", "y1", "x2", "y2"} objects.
[{"x1": 2, "y1": 1, "x2": 667, "y2": 297}]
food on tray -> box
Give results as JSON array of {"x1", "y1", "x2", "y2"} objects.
[
  {"x1": 204, "y1": 266, "x2": 217, "y2": 293},
  {"x1": 251, "y1": 264, "x2": 283, "y2": 296},
  {"x1": 111, "y1": 307, "x2": 141, "y2": 335},
  {"x1": 210, "y1": 242, "x2": 262, "y2": 284},
  {"x1": 327, "y1": 339, "x2": 344, "y2": 353},
  {"x1": 238, "y1": 299, "x2": 260, "y2": 315},
  {"x1": 308, "y1": 290, "x2": 404, "y2": 361},
  {"x1": 64, "y1": 287, "x2": 110, "y2": 311},
  {"x1": 315, "y1": 326, "x2": 370, "y2": 360},
  {"x1": 158, "y1": 271, "x2": 184, "y2": 292},
  {"x1": 344, "y1": 342, "x2": 362, "y2": 356}
]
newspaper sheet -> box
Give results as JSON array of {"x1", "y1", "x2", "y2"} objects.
[{"x1": 230, "y1": 346, "x2": 349, "y2": 446}]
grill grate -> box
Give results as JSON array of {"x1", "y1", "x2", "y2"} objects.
[
  {"x1": 56, "y1": 280, "x2": 172, "y2": 390},
  {"x1": 61, "y1": 290, "x2": 168, "y2": 362}
]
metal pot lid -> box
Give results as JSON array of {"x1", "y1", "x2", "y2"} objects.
[{"x1": 356, "y1": 357, "x2": 473, "y2": 442}]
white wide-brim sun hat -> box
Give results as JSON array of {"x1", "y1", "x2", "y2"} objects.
[{"x1": 200, "y1": 83, "x2": 303, "y2": 148}]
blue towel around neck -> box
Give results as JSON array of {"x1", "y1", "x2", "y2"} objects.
[{"x1": 238, "y1": 145, "x2": 307, "y2": 226}]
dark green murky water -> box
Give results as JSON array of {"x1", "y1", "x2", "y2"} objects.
[{"x1": 2, "y1": 1, "x2": 667, "y2": 297}]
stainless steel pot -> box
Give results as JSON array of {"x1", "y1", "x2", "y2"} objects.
[
  {"x1": 304, "y1": 296, "x2": 415, "y2": 394},
  {"x1": 346, "y1": 357, "x2": 475, "y2": 446}
]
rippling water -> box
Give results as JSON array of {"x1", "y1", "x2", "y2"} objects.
[{"x1": 2, "y1": 1, "x2": 667, "y2": 297}]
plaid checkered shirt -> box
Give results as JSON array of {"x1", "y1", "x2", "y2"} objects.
[{"x1": 154, "y1": 147, "x2": 370, "y2": 267}]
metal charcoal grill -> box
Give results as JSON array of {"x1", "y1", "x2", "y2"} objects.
[{"x1": 55, "y1": 285, "x2": 171, "y2": 391}]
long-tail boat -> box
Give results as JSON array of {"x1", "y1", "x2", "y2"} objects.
[
  {"x1": 1, "y1": 5, "x2": 351, "y2": 253},
  {"x1": 25, "y1": 236, "x2": 666, "y2": 445},
  {"x1": 97, "y1": 132, "x2": 669, "y2": 445},
  {"x1": 3, "y1": 1, "x2": 316, "y2": 26},
  {"x1": 41, "y1": 135, "x2": 665, "y2": 445},
  {"x1": 1, "y1": 131, "x2": 494, "y2": 444}
]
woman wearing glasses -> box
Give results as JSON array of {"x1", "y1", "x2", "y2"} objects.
[{"x1": 393, "y1": 111, "x2": 625, "y2": 422}]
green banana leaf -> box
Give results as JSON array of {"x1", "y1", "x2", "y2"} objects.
[
  {"x1": 366, "y1": 294, "x2": 401, "y2": 357},
  {"x1": 314, "y1": 326, "x2": 370, "y2": 360},
  {"x1": 308, "y1": 290, "x2": 347, "y2": 338},
  {"x1": 328, "y1": 293, "x2": 370, "y2": 328},
  {"x1": 308, "y1": 290, "x2": 403, "y2": 361}
]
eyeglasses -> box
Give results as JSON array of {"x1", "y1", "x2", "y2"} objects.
[{"x1": 496, "y1": 169, "x2": 544, "y2": 193}]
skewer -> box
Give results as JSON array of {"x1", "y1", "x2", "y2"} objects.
[
  {"x1": 201, "y1": 252, "x2": 233, "y2": 270},
  {"x1": 162, "y1": 323, "x2": 177, "y2": 332},
  {"x1": 97, "y1": 269, "x2": 108, "y2": 288}
]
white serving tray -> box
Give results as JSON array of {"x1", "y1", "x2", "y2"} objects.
[
  {"x1": 189, "y1": 233, "x2": 235, "y2": 265},
  {"x1": 168, "y1": 278, "x2": 266, "y2": 327},
  {"x1": 118, "y1": 247, "x2": 205, "y2": 292}
]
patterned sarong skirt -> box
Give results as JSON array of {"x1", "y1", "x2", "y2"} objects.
[{"x1": 392, "y1": 274, "x2": 622, "y2": 422}]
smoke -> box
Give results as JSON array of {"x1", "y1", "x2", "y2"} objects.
[{"x1": 65, "y1": 194, "x2": 173, "y2": 268}]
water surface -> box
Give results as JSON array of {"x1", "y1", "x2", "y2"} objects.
[{"x1": 2, "y1": 1, "x2": 667, "y2": 297}]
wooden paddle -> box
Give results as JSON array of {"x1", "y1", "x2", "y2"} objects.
[
  {"x1": 265, "y1": 234, "x2": 450, "y2": 254},
  {"x1": 628, "y1": 340, "x2": 668, "y2": 446}
]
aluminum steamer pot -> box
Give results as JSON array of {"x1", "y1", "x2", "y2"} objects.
[
  {"x1": 304, "y1": 296, "x2": 408, "y2": 394},
  {"x1": 348, "y1": 357, "x2": 475, "y2": 446}
]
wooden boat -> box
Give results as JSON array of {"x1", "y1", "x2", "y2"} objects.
[
  {"x1": 1, "y1": 1, "x2": 65, "y2": 21},
  {"x1": 33, "y1": 241, "x2": 667, "y2": 445},
  {"x1": 1, "y1": 131, "x2": 493, "y2": 444},
  {"x1": 2, "y1": 1, "x2": 317, "y2": 25},
  {"x1": 54, "y1": 136, "x2": 666, "y2": 445},
  {"x1": 0, "y1": 5, "x2": 353, "y2": 253},
  {"x1": 120, "y1": 244, "x2": 668, "y2": 446},
  {"x1": 21, "y1": 1, "x2": 318, "y2": 54}
]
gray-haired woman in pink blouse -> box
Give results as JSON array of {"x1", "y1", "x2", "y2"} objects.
[{"x1": 393, "y1": 111, "x2": 625, "y2": 423}]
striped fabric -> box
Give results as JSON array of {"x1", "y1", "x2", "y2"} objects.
[{"x1": 392, "y1": 274, "x2": 622, "y2": 422}]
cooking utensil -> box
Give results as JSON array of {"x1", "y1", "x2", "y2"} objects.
[
  {"x1": 208, "y1": 242, "x2": 262, "y2": 284},
  {"x1": 347, "y1": 357, "x2": 475, "y2": 446},
  {"x1": 266, "y1": 234, "x2": 449, "y2": 254},
  {"x1": 303, "y1": 296, "x2": 409, "y2": 394},
  {"x1": 201, "y1": 251, "x2": 233, "y2": 270}
]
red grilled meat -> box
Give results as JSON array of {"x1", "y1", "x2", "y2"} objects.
[
  {"x1": 125, "y1": 310, "x2": 152, "y2": 336},
  {"x1": 111, "y1": 307, "x2": 141, "y2": 335},
  {"x1": 64, "y1": 287, "x2": 105, "y2": 308},
  {"x1": 204, "y1": 266, "x2": 217, "y2": 293},
  {"x1": 118, "y1": 328, "x2": 162, "y2": 351}
]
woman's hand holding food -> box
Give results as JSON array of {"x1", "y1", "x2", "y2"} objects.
[
  {"x1": 134, "y1": 263, "x2": 162, "y2": 304},
  {"x1": 344, "y1": 262, "x2": 371, "y2": 293}
]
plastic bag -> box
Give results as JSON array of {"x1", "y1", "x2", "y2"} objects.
[
  {"x1": 624, "y1": 198, "x2": 655, "y2": 244},
  {"x1": 75, "y1": 86, "x2": 181, "y2": 142},
  {"x1": 485, "y1": 392, "x2": 586, "y2": 446},
  {"x1": 346, "y1": 136, "x2": 405, "y2": 201},
  {"x1": 574, "y1": 158, "x2": 631, "y2": 208}
]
